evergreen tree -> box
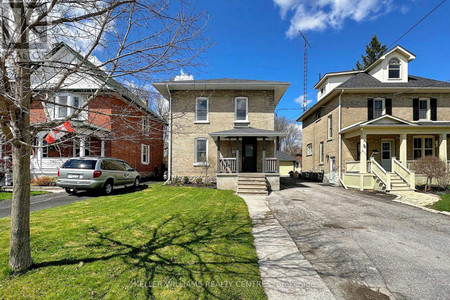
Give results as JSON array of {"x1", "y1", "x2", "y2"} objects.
[{"x1": 356, "y1": 35, "x2": 387, "y2": 70}]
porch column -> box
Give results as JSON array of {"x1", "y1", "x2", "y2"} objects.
[
  {"x1": 360, "y1": 130, "x2": 367, "y2": 173},
  {"x1": 439, "y1": 133, "x2": 447, "y2": 162},
  {"x1": 79, "y1": 137, "x2": 86, "y2": 157},
  {"x1": 37, "y1": 136, "x2": 44, "y2": 167},
  {"x1": 100, "y1": 140, "x2": 105, "y2": 157},
  {"x1": 217, "y1": 137, "x2": 221, "y2": 173},
  {"x1": 399, "y1": 133, "x2": 407, "y2": 165},
  {"x1": 276, "y1": 136, "x2": 280, "y2": 174},
  {"x1": 236, "y1": 137, "x2": 239, "y2": 174},
  {"x1": 262, "y1": 137, "x2": 266, "y2": 173}
]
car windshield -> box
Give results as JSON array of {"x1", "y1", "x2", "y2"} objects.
[{"x1": 61, "y1": 159, "x2": 97, "y2": 169}]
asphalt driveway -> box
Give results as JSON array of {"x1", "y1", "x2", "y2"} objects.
[
  {"x1": 268, "y1": 179, "x2": 450, "y2": 300},
  {"x1": 0, "y1": 183, "x2": 157, "y2": 218}
]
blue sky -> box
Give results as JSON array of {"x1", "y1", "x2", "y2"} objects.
[{"x1": 183, "y1": 0, "x2": 450, "y2": 122}]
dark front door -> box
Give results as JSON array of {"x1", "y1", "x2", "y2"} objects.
[{"x1": 242, "y1": 137, "x2": 257, "y2": 172}]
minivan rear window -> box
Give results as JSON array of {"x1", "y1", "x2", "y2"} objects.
[{"x1": 61, "y1": 159, "x2": 97, "y2": 169}]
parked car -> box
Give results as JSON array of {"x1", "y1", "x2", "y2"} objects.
[{"x1": 56, "y1": 157, "x2": 140, "y2": 195}]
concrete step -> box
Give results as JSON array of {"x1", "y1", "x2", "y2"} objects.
[
  {"x1": 238, "y1": 179, "x2": 266, "y2": 184},
  {"x1": 237, "y1": 190, "x2": 268, "y2": 195},
  {"x1": 238, "y1": 184, "x2": 267, "y2": 189},
  {"x1": 391, "y1": 186, "x2": 414, "y2": 191}
]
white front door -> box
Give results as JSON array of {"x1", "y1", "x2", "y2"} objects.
[
  {"x1": 329, "y1": 157, "x2": 336, "y2": 184},
  {"x1": 381, "y1": 140, "x2": 392, "y2": 171}
]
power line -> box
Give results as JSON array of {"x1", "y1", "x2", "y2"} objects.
[{"x1": 387, "y1": 0, "x2": 447, "y2": 48}]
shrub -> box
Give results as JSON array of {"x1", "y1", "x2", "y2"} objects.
[
  {"x1": 195, "y1": 177, "x2": 203, "y2": 184},
  {"x1": 411, "y1": 156, "x2": 447, "y2": 191},
  {"x1": 183, "y1": 176, "x2": 190, "y2": 184},
  {"x1": 31, "y1": 176, "x2": 57, "y2": 186},
  {"x1": 173, "y1": 177, "x2": 179, "y2": 184}
]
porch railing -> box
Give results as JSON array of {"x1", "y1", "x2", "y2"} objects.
[
  {"x1": 346, "y1": 161, "x2": 360, "y2": 173},
  {"x1": 370, "y1": 157, "x2": 390, "y2": 191},
  {"x1": 392, "y1": 157, "x2": 415, "y2": 189},
  {"x1": 264, "y1": 158, "x2": 277, "y2": 173},
  {"x1": 219, "y1": 158, "x2": 237, "y2": 173}
]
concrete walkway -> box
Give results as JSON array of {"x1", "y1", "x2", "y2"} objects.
[{"x1": 241, "y1": 194, "x2": 336, "y2": 300}]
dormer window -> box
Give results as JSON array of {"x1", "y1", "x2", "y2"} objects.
[{"x1": 388, "y1": 58, "x2": 400, "y2": 79}]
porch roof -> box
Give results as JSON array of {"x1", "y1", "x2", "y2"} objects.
[{"x1": 209, "y1": 127, "x2": 287, "y2": 138}]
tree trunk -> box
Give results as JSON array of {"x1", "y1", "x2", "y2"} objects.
[
  {"x1": 9, "y1": 143, "x2": 32, "y2": 272},
  {"x1": 9, "y1": 1, "x2": 33, "y2": 272}
]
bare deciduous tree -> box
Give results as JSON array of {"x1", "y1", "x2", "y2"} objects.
[
  {"x1": 411, "y1": 156, "x2": 447, "y2": 191},
  {"x1": 275, "y1": 115, "x2": 302, "y2": 156},
  {"x1": 0, "y1": 0, "x2": 209, "y2": 272}
]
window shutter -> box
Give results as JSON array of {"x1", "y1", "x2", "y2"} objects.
[
  {"x1": 367, "y1": 98, "x2": 374, "y2": 120},
  {"x1": 413, "y1": 98, "x2": 419, "y2": 121},
  {"x1": 385, "y1": 98, "x2": 392, "y2": 115},
  {"x1": 430, "y1": 98, "x2": 437, "y2": 121}
]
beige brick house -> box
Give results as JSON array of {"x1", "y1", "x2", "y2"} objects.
[
  {"x1": 298, "y1": 46, "x2": 450, "y2": 192},
  {"x1": 152, "y1": 79, "x2": 290, "y2": 193}
]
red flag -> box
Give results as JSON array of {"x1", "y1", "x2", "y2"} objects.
[{"x1": 45, "y1": 121, "x2": 74, "y2": 144}]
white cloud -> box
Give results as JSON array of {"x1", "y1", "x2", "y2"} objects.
[
  {"x1": 273, "y1": 0, "x2": 395, "y2": 37},
  {"x1": 174, "y1": 69, "x2": 194, "y2": 81},
  {"x1": 294, "y1": 94, "x2": 313, "y2": 107}
]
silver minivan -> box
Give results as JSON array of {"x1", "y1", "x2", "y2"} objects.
[{"x1": 56, "y1": 157, "x2": 140, "y2": 195}]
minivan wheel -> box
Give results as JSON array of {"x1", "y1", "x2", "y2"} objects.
[
  {"x1": 65, "y1": 188, "x2": 76, "y2": 194},
  {"x1": 103, "y1": 181, "x2": 113, "y2": 195},
  {"x1": 133, "y1": 177, "x2": 140, "y2": 189}
]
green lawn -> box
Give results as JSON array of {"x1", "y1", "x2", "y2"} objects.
[
  {"x1": 0, "y1": 191, "x2": 49, "y2": 201},
  {"x1": 0, "y1": 185, "x2": 266, "y2": 299},
  {"x1": 428, "y1": 194, "x2": 450, "y2": 212}
]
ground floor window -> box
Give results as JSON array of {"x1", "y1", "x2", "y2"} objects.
[
  {"x1": 413, "y1": 136, "x2": 435, "y2": 160},
  {"x1": 306, "y1": 143, "x2": 312, "y2": 156},
  {"x1": 319, "y1": 142, "x2": 324, "y2": 164},
  {"x1": 195, "y1": 138, "x2": 208, "y2": 164},
  {"x1": 141, "y1": 144, "x2": 150, "y2": 164}
]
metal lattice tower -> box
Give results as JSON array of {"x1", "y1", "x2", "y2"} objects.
[{"x1": 299, "y1": 30, "x2": 311, "y2": 112}]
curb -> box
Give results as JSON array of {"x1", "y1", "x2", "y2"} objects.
[{"x1": 392, "y1": 196, "x2": 450, "y2": 217}]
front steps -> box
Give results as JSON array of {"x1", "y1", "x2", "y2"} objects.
[
  {"x1": 390, "y1": 173, "x2": 414, "y2": 191},
  {"x1": 237, "y1": 174, "x2": 268, "y2": 195}
]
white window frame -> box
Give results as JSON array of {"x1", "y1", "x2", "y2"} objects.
[
  {"x1": 388, "y1": 58, "x2": 401, "y2": 80},
  {"x1": 195, "y1": 97, "x2": 209, "y2": 123},
  {"x1": 141, "y1": 144, "x2": 150, "y2": 165},
  {"x1": 194, "y1": 138, "x2": 208, "y2": 165},
  {"x1": 418, "y1": 98, "x2": 431, "y2": 121},
  {"x1": 319, "y1": 142, "x2": 324, "y2": 164},
  {"x1": 53, "y1": 93, "x2": 85, "y2": 120},
  {"x1": 373, "y1": 98, "x2": 385, "y2": 119},
  {"x1": 327, "y1": 115, "x2": 333, "y2": 140},
  {"x1": 142, "y1": 117, "x2": 150, "y2": 134},
  {"x1": 413, "y1": 135, "x2": 435, "y2": 160},
  {"x1": 306, "y1": 143, "x2": 312, "y2": 157},
  {"x1": 234, "y1": 97, "x2": 249, "y2": 123}
]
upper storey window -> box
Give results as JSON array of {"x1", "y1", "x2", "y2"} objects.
[
  {"x1": 388, "y1": 58, "x2": 401, "y2": 79},
  {"x1": 235, "y1": 97, "x2": 248, "y2": 122},
  {"x1": 50, "y1": 94, "x2": 85, "y2": 120},
  {"x1": 195, "y1": 97, "x2": 209, "y2": 122}
]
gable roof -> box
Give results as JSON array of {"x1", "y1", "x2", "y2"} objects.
[
  {"x1": 35, "y1": 42, "x2": 166, "y2": 124},
  {"x1": 153, "y1": 78, "x2": 290, "y2": 106},
  {"x1": 361, "y1": 114, "x2": 416, "y2": 126},
  {"x1": 313, "y1": 45, "x2": 416, "y2": 89},
  {"x1": 209, "y1": 127, "x2": 286, "y2": 138}
]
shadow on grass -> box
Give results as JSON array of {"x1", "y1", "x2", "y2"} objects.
[
  {"x1": 31, "y1": 214, "x2": 262, "y2": 299},
  {"x1": 68, "y1": 184, "x2": 151, "y2": 198}
]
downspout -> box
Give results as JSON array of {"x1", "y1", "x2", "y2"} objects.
[
  {"x1": 164, "y1": 83, "x2": 172, "y2": 185},
  {"x1": 338, "y1": 89, "x2": 344, "y2": 186}
]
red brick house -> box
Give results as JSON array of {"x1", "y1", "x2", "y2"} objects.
[{"x1": 1, "y1": 43, "x2": 166, "y2": 179}]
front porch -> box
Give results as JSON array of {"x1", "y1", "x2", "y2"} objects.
[
  {"x1": 209, "y1": 127, "x2": 286, "y2": 193},
  {"x1": 341, "y1": 116, "x2": 450, "y2": 191},
  {"x1": 31, "y1": 124, "x2": 110, "y2": 178}
]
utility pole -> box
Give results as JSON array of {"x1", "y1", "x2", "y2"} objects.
[{"x1": 299, "y1": 30, "x2": 311, "y2": 112}]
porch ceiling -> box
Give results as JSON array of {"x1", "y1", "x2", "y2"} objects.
[{"x1": 209, "y1": 127, "x2": 287, "y2": 139}]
